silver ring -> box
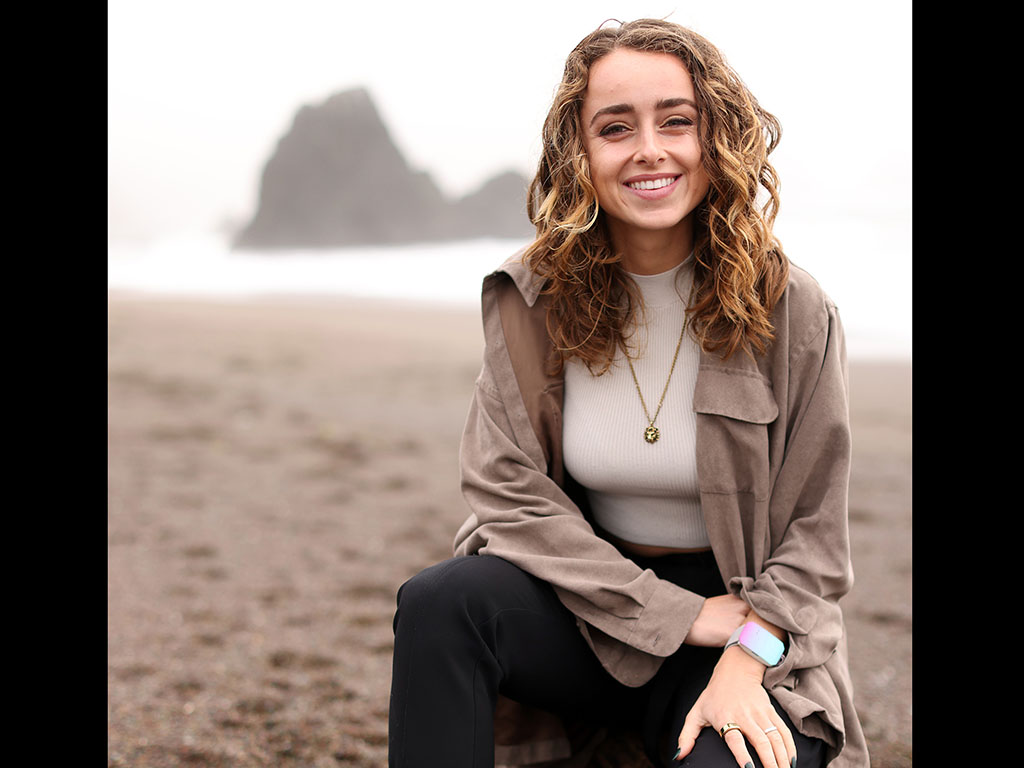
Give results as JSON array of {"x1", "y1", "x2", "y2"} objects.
[{"x1": 764, "y1": 726, "x2": 779, "y2": 734}]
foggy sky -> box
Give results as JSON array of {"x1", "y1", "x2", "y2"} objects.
[{"x1": 107, "y1": 0, "x2": 912, "y2": 244}]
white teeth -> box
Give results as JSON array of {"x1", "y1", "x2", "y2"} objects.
[{"x1": 628, "y1": 176, "x2": 677, "y2": 190}]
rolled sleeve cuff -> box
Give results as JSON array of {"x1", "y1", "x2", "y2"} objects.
[{"x1": 628, "y1": 579, "x2": 706, "y2": 657}]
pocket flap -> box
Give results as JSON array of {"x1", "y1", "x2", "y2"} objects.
[{"x1": 693, "y1": 368, "x2": 779, "y2": 424}]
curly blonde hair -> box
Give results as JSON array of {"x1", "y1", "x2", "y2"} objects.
[{"x1": 524, "y1": 18, "x2": 788, "y2": 371}]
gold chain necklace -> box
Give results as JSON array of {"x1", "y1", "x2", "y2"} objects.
[{"x1": 622, "y1": 312, "x2": 689, "y2": 444}]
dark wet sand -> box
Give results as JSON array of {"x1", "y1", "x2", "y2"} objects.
[{"x1": 107, "y1": 293, "x2": 911, "y2": 767}]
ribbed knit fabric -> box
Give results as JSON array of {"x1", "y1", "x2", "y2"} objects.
[{"x1": 563, "y1": 256, "x2": 709, "y2": 549}]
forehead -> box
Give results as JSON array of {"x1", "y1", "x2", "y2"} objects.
[{"x1": 583, "y1": 48, "x2": 697, "y2": 111}]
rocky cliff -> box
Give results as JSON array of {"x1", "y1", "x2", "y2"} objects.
[{"x1": 234, "y1": 88, "x2": 534, "y2": 249}]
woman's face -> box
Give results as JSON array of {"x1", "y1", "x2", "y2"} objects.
[{"x1": 580, "y1": 48, "x2": 711, "y2": 250}]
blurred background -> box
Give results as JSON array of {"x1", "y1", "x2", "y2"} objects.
[
  {"x1": 108, "y1": 0, "x2": 911, "y2": 359},
  {"x1": 108, "y1": 3, "x2": 912, "y2": 767}
]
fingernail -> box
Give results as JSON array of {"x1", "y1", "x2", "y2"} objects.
[
  {"x1": 673, "y1": 748, "x2": 681, "y2": 761},
  {"x1": 791, "y1": 759, "x2": 797, "y2": 768},
  {"x1": 744, "y1": 762, "x2": 754, "y2": 768}
]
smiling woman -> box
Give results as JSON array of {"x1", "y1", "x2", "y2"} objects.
[
  {"x1": 580, "y1": 49, "x2": 711, "y2": 272},
  {"x1": 523, "y1": 21, "x2": 788, "y2": 375},
  {"x1": 389, "y1": 17, "x2": 869, "y2": 768}
]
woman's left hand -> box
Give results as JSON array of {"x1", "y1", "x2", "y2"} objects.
[{"x1": 674, "y1": 646, "x2": 797, "y2": 768}]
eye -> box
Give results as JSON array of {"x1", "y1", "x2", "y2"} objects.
[
  {"x1": 597, "y1": 122, "x2": 630, "y2": 138},
  {"x1": 663, "y1": 116, "x2": 695, "y2": 128}
]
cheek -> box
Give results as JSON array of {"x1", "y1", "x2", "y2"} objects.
[
  {"x1": 682, "y1": 140, "x2": 705, "y2": 170},
  {"x1": 687, "y1": 148, "x2": 711, "y2": 192},
  {"x1": 587, "y1": 151, "x2": 621, "y2": 198}
]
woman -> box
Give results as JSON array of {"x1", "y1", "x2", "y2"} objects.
[{"x1": 389, "y1": 18, "x2": 868, "y2": 768}]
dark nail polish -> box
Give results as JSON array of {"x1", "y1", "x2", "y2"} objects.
[
  {"x1": 744, "y1": 762, "x2": 754, "y2": 768},
  {"x1": 791, "y1": 759, "x2": 797, "y2": 768},
  {"x1": 673, "y1": 748, "x2": 681, "y2": 761}
]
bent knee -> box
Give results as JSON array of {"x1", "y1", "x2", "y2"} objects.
[{"x1": 394, "y1": 555, "x2": 538, "y2": 627}]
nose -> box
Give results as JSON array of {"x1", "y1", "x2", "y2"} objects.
[{"x1": 633, "y1": 125, "x2": 666, "y2": 165}]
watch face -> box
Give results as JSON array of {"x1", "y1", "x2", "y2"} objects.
[
  {"x1": 739, "y1": 622, "x2": 766, "y2": 645},
  {"x1": 739, "y1": 623, "x2": 784, "y2": 665}
]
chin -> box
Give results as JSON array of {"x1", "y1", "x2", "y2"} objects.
[{"x1": 628, "y1": 213, "x2": 689, "y2": 232}]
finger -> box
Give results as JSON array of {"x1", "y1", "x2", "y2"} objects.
[
  {"x1": 674, "y1": 710, "x2": 707, "y2": 761},
  {"x1": 767, "y1": 713, "x2": 797, "y2": 768},
  {"x1": 761, "y1": 721, "x2": 791, "y2": 768},
  {"x1": 721, "y1": 726, "x2": 759, "y2": 768},
  {"x1": 745, "y1": 724, "x2": 785, "y2": 768}
]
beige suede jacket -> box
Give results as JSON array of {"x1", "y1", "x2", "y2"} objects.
[{"x1": 452, "y1": 250, "x2": 869, "y2": 767}]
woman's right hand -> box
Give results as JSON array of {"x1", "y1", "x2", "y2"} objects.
[{"x1": 683, "y1": 594, "x2": 750, "y2": 647}]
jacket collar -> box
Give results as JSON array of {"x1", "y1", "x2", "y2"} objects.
[{"x1": 492, "y1": 247, "x2": 544, "y2": 307}]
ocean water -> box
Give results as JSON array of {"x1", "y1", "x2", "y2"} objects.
[
  {"x1": 108, "y1": 219, "x2": 910, "y2": 360},
  {"x1": 107, "y1": 233, "x2": 518, "y2": 308}
]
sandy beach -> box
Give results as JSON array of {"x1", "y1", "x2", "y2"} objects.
[{"x1": 107, "y1": 292, "x2": 911, "y2": 767}]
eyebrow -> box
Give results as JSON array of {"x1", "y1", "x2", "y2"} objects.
[{"x1": 588, "y1": 97, "x2": 698, "y2": 127}]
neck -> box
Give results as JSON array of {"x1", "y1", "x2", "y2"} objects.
[{"x1": 609, "y1": 218, "x2": 695, "y2": 275}]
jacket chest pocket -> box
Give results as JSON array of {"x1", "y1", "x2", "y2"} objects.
[{"x1": 693, "y1": 368, "x2": 778, "y2": 499}]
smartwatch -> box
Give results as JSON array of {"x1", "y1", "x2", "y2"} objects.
[{"x1": 725, "y1": 622, "x2": 786, "y2": 667}]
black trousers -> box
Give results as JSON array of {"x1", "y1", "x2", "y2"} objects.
[{"x1": 389, "y1": 553, "x2": 825, "y2": 768}]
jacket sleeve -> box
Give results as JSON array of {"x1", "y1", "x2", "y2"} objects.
[
  {"x1": 732, "y1": 298, "x2": 854, "y2": 677},
  {"x1": 453, "y1": 350, "x2": 707, "y2": 666}
]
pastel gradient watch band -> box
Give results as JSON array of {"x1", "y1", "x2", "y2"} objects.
[{"x1": 725, "y1": 621, "x2": 785, "y2": 667}]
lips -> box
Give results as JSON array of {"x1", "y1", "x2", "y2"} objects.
[
  {"x1": 622, "y1": 174, "x2": 682, "y2": 200},
  {"x1": 625, "y1": 175, "x2": 680, "y2": 191}
]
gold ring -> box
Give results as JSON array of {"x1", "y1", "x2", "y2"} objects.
[{"x1": 719, "y1": 722, "x2": 741, "y2": 739}]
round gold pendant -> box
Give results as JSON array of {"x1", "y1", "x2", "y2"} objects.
[{"x1": 643, "y1": 425, "x2": 660, "y2": 443}]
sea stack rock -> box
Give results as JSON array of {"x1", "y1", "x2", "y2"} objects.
[
  {"x1": 451, "y1": 171, "x2": 536, "y2": 240},
  {"x1": 234, "y1": 88, "x2": 533, "y2": 249}
]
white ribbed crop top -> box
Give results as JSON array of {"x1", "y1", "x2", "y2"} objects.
[{"x1": 562, "y1": 257, "x2": 709, "y2": 549}]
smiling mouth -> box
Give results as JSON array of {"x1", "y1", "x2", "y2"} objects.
[{"x1": 626, "y1": 176, "x2": 680, "y2": 191}]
